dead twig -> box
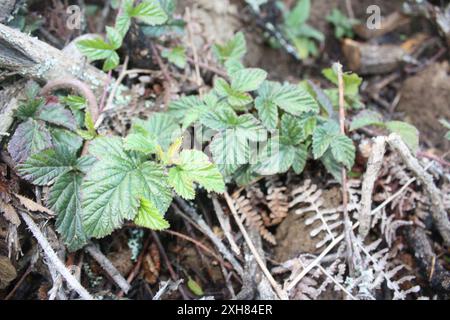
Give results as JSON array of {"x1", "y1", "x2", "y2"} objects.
[
  {"x1": 387, "y1": 133, "x2": 450, "y2": 246},
  {"x1": 19, "y1": 210, "x2": 93, "y2": 300},
  {"x1": 212, "y1": 195, "x2": 241, "y2": 255},
  {"x1": 224, "y1": 192, "x2": 288, "y2": 300},
  {"x1": 85, "y1": 243, "x2": 130, "y2": 294}
]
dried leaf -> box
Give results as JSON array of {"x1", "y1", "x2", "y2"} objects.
[{"x1": 14, "y1": 193, "x2": 54, "y2": 216}]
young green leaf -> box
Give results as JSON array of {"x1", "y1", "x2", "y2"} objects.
[
  {"x1": 321, "y1": 149, "x2": 343, "y2": 183},
  {"x1": 82, "y1": 137, "x2": 172, "y2": 238},
  {"x1": 187, "y1": 277, "x2": 204, "y2": 296},
  {"x1": 168, "y1": 150, "x2": 225, "y2": 200},
  {"x1": 255, "y1": 137, "x2": 296, "y2": 175},
  {"x1": 130, "y1": 113, "x2": 181, "y2": 150},
  {"x1": 322, "y1": 68, "x2": 362, "y2": 96},
  {"x1": 8, "y1": 119, "x2": 52, "y2": 163},
  {"x1": 386, "y1": 121, "x2": 419, "y2": 152},
  {"x1": 15, "y1": 98, "x2": 44, "y2": 121},
  {"x1": 50, "y1": 128, "x2": 83, "y2": 152},
  {"x1": 230, "y1": 68, "x2": 267, "y2": 92},
  {"x1": 134, "y1": 198, "x2": 170, "y2": 230},
  {"x1": 61, "y1": 95, "x2": 87, "y2": 111},
  {"x1": 213, "y1": 32, "x2": 247, "y2": 63},
  {"x1": 162, "y1": 46, "x2": 186, "y2": 69},
  {"x1": 285, "y1": 0, "x2": 311, "y2": 29}
]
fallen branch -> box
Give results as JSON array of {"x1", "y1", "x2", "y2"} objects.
[
  {"x1": 85, "y1": 243, "x2": 130, "y2": 294},
  {"x1": 19, "y1": 210, "x2": 93, "y2": 300},
  {"x1": 0, "y1": 24, "x2": 108, "y2": 92},
  {"x1": 387, "y1": 133, "x2": 450, "y2": 246},
  {"x1": 359, "y1": 136, "x2": 387, "y2": 238}
]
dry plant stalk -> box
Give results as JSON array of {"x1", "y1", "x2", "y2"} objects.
[
  {"x1": 387, "y1": 133, "x2": 450, "y2": 245},
  {"x1": 359, "y1": 136, "x2": 387, "y2": 238}
]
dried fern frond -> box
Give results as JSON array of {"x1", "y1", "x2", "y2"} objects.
[
  {"x1": 350, "y1": 238, "x2": 420, "y2": 300},
  {"x1": 232, "y1": 193, "x2": 276, "y2": 245},
  {"x1": 380, "y1": 209, "x2": 413, "y2": 247},
  {"x1": 265, "y1": 177, "x2": 289, "y2": 226},
  {"x1": 289, "y1": 180, "x2": 344, "y2": 248}
]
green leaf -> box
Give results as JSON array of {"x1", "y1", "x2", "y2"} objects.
[
  {"x1": 50, "y1": 128, "x2": 83, "y2": 153},
  {"x1": 162, "y1": 46, "x2": 186, "y2": 69},
  {"x1": 255, "y1": 137, "x2": 296, "y2": 175},
  {"x1": 349, "y1": 110, "x2": 384, "y2": 131},
  {"x1": 213, "y1": 78, "x2": 253, "y2": 108},
  {"x1": 276, "y1": 83, "x2": 319, "y2": 115},
  {"x1": 8, "y1": 119, "x2": 52, "y2": 163},
  {"x1": 168, "y1": 96, "x2": 209, "y2": 129},
  {"x1": 124, "y1": 129, "x2": 158, "y2": 155},
  {"x1": 213, "y1": 32, "x2": 247, "y2": 63},
  {"x1": 75, "y1": 155, "x2": 97, "y2": 174},
  {"x1": 115, "y1": 0, "x2": 134, "y2": 36},
  {"x1": 82, "y1": 137, "x2": 172, "y2": 238},
  {"x1": 312, "y1": 121, "x2": 339, "y2": 159},
  {"x1": 286, "y1": 0, "x2": 311, "y2": 28},
  {"x1": 134, "y1": 198, "x2": 170, "y2": 230},
  {"x1": 187, "y1": 277, "x2": 204, "y2": 296},
  {"x1": 200, "y1": 107, "x2": 239, "y2": 131},
  {"x1": 131, "y1": 0, "x2": 168, "y2": 25},
  {"x1": 16, "y1": 98, "x2": 44, "y2": 121},
  {"x1": 37, "y1": 103, "x2": 78, "y2": 131},
  {"x1": 61, "y1": 95, "x2": 87, "y2": 111},
  {"x1": 321, "y1": 149, "x2": 343, "y2": 183},
  {"x1": 255, "y1": 96, "x2": 278, "y2": 130},
  {"x1": 130, "y1": 113, "x2": 181, "y2": 150},
  {"x1": 102, "y1": 51, "x2": 120, "y2": 71},
  {"x1": 330, "y1": 135, "x2": 355, "y2": 170},
  {"x1": 18, "y1": 146, "x2": 77, "y2": 186},
  {"x1": 322, "y1": 68, "x2": 362, "y2": 96},
  {"x1": 76, "y1": 37, "x2": 114, "y2": 61},
  {"x1": 292, "y1": 144, "x2": 308, "y2": 174},
  {"x1": 230, "y1": 68, "x2": 267, "y2": 92},
  {"x1": 224, "y1": 59, "x2": 244, "y2": 75},
  {"x1": 281, "y1": 114, "x2": 305, "y2": 144},
  {"x1": 210, "y1": 130, "x2": 252, "y2": 170},
  {"x1": 168, "y1": 150, "x2": 225, "y2": 199},
  {"x1": 106, "y1": 26, "x2": 122, "y2": 49},
  {"x1": 49, "y1": 171, "x2": 88, "y2": 251},
  {"x1": 386, "y1": 121, "x2": 419, "y2": 153}
]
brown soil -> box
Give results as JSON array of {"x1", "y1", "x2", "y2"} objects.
[{"x1": 397, "y1": 62, "x2": 450, "y2": 151}]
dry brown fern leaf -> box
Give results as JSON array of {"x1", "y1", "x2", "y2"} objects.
[
  {"x1": 265, "y1": 177, "x2": 289, "y2": 226},
  {"x1": 232, "y1": 191, "x2": 276, "y2": 245}
]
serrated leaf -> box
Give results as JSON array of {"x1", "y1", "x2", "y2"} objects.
[
  {"x1": 75, "y1": 155, "x2": 97, "y2": 174},
  {"x1": 134, "y1": 198, "x2": 170, "y2": 230},
  {"x1": 230, "y1": 68, "x2": 267, "y2": 92},
  {"x1": 16, "y1": 98, "x2": 44, "y2": 121},
  {"x1": 82, "y1": 137, "x2": 172, "y2": 238},
  {"x1": 255, "y1": 97, "x2": 278, "y2": 130},
  {"x1": 210, "y1": 130, "x2": 254, "y2": 170},
  {"x1": 213, "y1": 78, "x2": 253, "y2": 108},
  {"x1": 275, "y1": 84, "x2": 319, "y2": 115},
  {"x1": 50, "y1": 128, "x2": 83, "y2": 153},
  {"x1": 255, "y1": 137, "x2": 296, "y2": 175},
  {"x1": 18, "y1": 146, "x2": 77, "y2": 186},
  {"x1": 37, "y1": 103, "x2": 78, "y2": 131},
  {"x1": 200, "y1": 107, "x2": 239, "y2": 131},
  {"x1": 312, "y1": 121, "x2": 339, "y2": 159},
  {"x1": 168, "y1": 96, "x2": 208, "y2": 129},
  {"x1": 281, "y1": 114, "x2": 305, "y2": 144},
  {"x1": 106, "y1": 26, "x2": 122, "y2": 49},
  {"x1": 102, "y1": 51, "x2": 120, "y2": 71},
  {"x1": 322, "y1": 68, "x2": 362, "y2": 96},
  {"x1": 349, "y1": 110, "x2": 384, "y2": 131},
  {"x1": 386, "y1": 121, "x2": 419, "y2": 153},
  {"x1": 61, "y1": 95, "x2": 87, "y2": 111},
  {"x1": 115, "y1": 0, "x2": 134, "y2": 36},
  {"x1": 213, "y1": 32, "x2": 247, "y2": 63},
  {"x1": 292, "y1": 144, "x2": 308, "y2": 174},
  {"x1": 131, "y1": 0, "x2": 168, "y2": 25},
  {"x1": 49, "y1": 171, "x2": 88, "y2": 251},
  {"x1": 330, "y1": 135, "x2": 355, "y2": 170},
  {"x1": 130, "y1": 113, "x2": 181, "y2": 150},
  {"x1": 224, "y1": 59, "x2": 244, "y2": 75},
  {"x1": 168, "y1": 150, "x2": 225, "y2": 199},
  {"x1": 321, "y1": 149, "x2": 343, "y2": 183},
  {"x1": 76, "y1": 37, "x2": 114, "y2": 61},
  {"x1": 8, "y1": 119, "x2": 52, "y2": 163}
]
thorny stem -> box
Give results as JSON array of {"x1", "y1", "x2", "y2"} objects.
[
  {"x1": 19, "y1": 210, "x2": 93, "y2": 300},
  {"x1": 334, "y1": 62, "x2": 355, "y2": 274}
]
